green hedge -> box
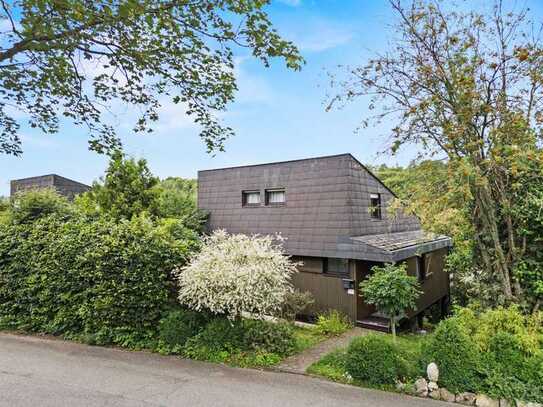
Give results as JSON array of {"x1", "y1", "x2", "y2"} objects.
[
  {"x1": 345, "y1": 334, "x2": 421, "y2": 385},
  {"x1": 0, "y1": 213, "x2": 192, "y2": 344},
  {"x1": 423, "y1": 318, "x2": 481, "y2": 393}
]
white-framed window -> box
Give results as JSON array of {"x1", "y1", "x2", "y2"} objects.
[
  {"x1": 265, "y1": 188, "x2": 286, "y2": 205},
  {"x1": 242, "y1": 190, "x2": 261, "y2": 206}
]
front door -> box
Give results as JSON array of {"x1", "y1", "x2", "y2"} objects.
[{"x1": 355, "y1": 261, "x2": 378, "y2": 320}]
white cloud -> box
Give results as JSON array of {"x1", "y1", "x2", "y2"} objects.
[{"x1": 292, "y1": 20, "x2": 354, "y2": 52}]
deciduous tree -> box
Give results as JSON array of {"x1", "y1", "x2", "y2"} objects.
[
  {"x1": 329, "y1": 0, "x2": 543, "y2": 309},
  {"x1": 359, "y1": 263, "x2": 421, "y2": 341},
  {"x1": 0, "y1": 0, "x2": 303, "y2": 155}
]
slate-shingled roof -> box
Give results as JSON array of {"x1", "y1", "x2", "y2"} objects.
[
  {"x1": 198, "y1": 153, "x2": 452, "y2": 262},
  {"x1": 352, "y1": 230, "x2": 450, "y2": 252}
]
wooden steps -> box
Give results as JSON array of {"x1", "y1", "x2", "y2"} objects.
[{"x1": 356, "y1": 316, "x2": 390, "y2": 333}]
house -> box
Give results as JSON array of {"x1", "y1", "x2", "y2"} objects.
[
  {"x1": 10, "y1": 174, "x2": 90, "y2": 200},
  {"x1": 197, "y1": 154, "x2": 452, "y2": 331}
]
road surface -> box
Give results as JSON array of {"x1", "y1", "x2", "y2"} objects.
[{"x1": 0, "y1": 333, "x2": 448, "y2": 407}]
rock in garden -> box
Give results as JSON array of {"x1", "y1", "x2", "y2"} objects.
[
  {"x1": 427, "y1": 362, "x2": 439, "y2": 382},
  {"x1": 499, "y1": 400, "x2": 512, "y2": 407},
  {"x1": 395, "y1": 381, "x2": 406, "y2": 392},
  {"x1": 456, "y1": 392, "x2": 477, "y2": 406},
  {"x1": 439, "y1": 388, "x2": 455, "y2": 403},
  {"x1": 414, "y1": 378, "x2": 428, "y2": 397},
  {"x1": 475, "y1": 394, "x2": 499, "y2": 407},
  {"x1": 516, "y1": 402, "x2": 542, "y2": 407},
  {"x1": 429, "y1": 390, "x2": 441, "y2": 400},
  {"x1": 428, "y1": 381, "x2": 439, "y2": 391}
]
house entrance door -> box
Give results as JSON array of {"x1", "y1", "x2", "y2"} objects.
[{"x1": 355, "y1": 261, "x2": 377, "y2": 320}]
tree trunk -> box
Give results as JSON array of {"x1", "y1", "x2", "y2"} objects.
[
  {"x1": 390, "y1": 316, "x2": 396, "y2": 342},
  {"x1": 473, "y1": 183, "x2": 515, "y2": 301}
]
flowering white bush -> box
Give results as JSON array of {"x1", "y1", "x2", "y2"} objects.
[{"x1": 176, "y1": 230, "x2": 297, "y2": 319}]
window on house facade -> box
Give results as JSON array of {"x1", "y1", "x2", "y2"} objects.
[
  {"x1": 415, "y1": 255, "x2": 426, "y2": 281},
  {"x1": 291, "y1": 256, "x2": 324, "y2": 273},
  {"x1": 370, "y1": 193, "x2": 382, "y2": 219},
  {"x1": 265, "y1": 188, "x2": 286, "y2": 205},
  {"x1": 242, "y1": 190, "x2": 261, "y2": 206},
  {"x1": 323, "y1": 258, "x2": 349, "y2": 277}
]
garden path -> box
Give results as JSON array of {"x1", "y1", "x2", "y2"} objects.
[{"x1": 276, "y1": 326, "x2": 371, "y2": 374}]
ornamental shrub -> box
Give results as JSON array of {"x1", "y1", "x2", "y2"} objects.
[
  {"x1": 345, "y1": 334, "x2": 414, "y2": 385},
  {"x1": 183, "y1": 317, "x2": 296, "y2": 361},
  {"x1": 183, "y1": 318, "x2": 246, "y2": 360},
  {"x1": 0, "y1": 213, "x2": 193, "y2": 342},
  {"x1": 242, "y1": 319, "x2": 295, "y2": 355},
  {"x1": 424, "y1": 318, "x2": 481, "y2": 393},
  {"x1": 315, "y1": 310, "x2": 352, "y2": 336},
  {"x1": 176, "y1": 230, "x2": 297, "y2": 319},
  {"x1": 279, "y1": 290, "x2": 315, "y2": 321},
  {"x1": 158, "y1": 308, "x2": 211, "y2": 350},
  {"x1": 8, "y1": 188, "x2": 74, "y2": 224}
]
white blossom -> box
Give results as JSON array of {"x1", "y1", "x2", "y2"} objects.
[{"x1": 176, "y1": 230, "x2": 298, "y2": 319}]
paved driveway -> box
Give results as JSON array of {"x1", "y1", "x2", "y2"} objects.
[{"x1": 0, "y1": 333, "x2": 448, "y2": 407}]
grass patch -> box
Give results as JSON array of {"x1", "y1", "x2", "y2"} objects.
[
  {"x1": 293, "y1": 325, "x2": 328, "y2": 353},
  {"x1": 307, "y1": 333, "x2": 424, "y2": 391}
]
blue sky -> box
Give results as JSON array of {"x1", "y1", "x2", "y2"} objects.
[{"x1": 2, "y1": 0, "x2": 543, "y2": 195}]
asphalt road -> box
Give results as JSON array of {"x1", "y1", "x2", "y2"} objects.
[{"x1": 0, "y1": 333, "x2": 449, "y2": 407}]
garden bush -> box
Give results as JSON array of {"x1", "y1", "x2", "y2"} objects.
[
  {"x1": 315, "y1": 310, "x2": 352, "y2": 336},
  {"x1": 424, "y1": 318, "x2": 481, "y2": 393},
  {"x1": 242, "y1": 319, "x2": 296, "y2": 355},
  {"x1": 0, "y1": 196, "x2": 195, "y2": 344},
  {"x1": 279, "y1": 290, "x2": 315, "y2": 321},
  {"x1": 177, "y1": 230, "x2": 297, "y2": 319},
  {"x1": 345, "y1": 334, "x2": 416, "y2": 385},
  {"x1": 183, "y1": 317, "x2": 296, "y2": 363},
  {"x1": 158, "y1": 308, "x2": 211, "y2": 350}
]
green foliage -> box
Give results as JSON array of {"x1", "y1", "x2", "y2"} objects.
[
  {"x1": 359, "y1": 263, "x2": 421, "y2": 339},
  {"x1": 0, "y1": 212, "x2": 193, "y2": 341},
  {"x1": 0, "y1": 0, "x2": 303, "y2": 156},
  {"x1": 424, "y1": 318, "x2": 481, "y2": 393},
  {"x1": 8, "y1": 188, "x2": 73, "y2": 224},
  {"x1": 345, "y1": 334, "x2": 420, "y2": 385},
  {"x1": 153, "y1": 177, "x2": 207, "y2": 232},
  {"x1": 307, "y1": 349, "x2": 349, "y2": 382},
  {"x1": 242, "y1": 319, "x2": 296, "y2": 355},
  {"x1": 313, "y1": 308, "x2": 542, "y2": 402},
  {"x1": 158, "y1": 309, "x2": 211, "y2": 352},
  {"x1": 183, "y1": 317, "x2": 296, "y2": 366},
  {"x1": 77, "y1": 151, "x2": 159, "y2": 219},
  {"x1": 315, "y1": 310, "x2": 352, "y2": 336},
  {"x1": 331, "y1": 0, "x2": 543, "y2": 307},
  {"x1": 279, "y1": 290, "x2": 315, "y2": 321},
  {"x1": 454, "y1": 306, "x2": 542, "y2": 356}
]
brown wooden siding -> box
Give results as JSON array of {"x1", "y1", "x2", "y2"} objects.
[
  {"x1": 292, "y1": 266, "x2": 356, "y2": 321},
  {"x1": 406, "y1": 247, "x2": 449, "y2": 317}
]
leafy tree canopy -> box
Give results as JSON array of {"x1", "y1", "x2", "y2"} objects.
[
  {"x1": 0, "y1": 0, "x2": 303, "y2": 156},
  {"x1": 360, "y1": 262, "x2": 421, "y2": 340},
  {"x1": 77, "y1": 151, "x2": 159, "y2": 219},
  {"x1": 330, "y1": 0, "x2": 543, "y2": 309}
]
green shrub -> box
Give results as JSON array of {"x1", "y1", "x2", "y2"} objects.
[
  {"x1": 0, "y1": 213, "x2": 193, "y2": 342},
  {"x1": 158, "y1": 309, "x2": 210, "y2": 350},
  {"x1": 279, "y1": 290, "x2": 315, "y2": 321},
  {"x1": 8, "y1": 188, "x2": 73, "y2": 224},
  {"x1": 184, "y1": 317, "x2": 296, "y2": 359},
  {"x1": 242, "y1": 319, "x2": 295, "y2": 355},
  {"x1": 184, "y1": 318, "x2": 246, "y2": 359},
  {"x1": 424, "y1": 318, "x2": 481, "y2": 393},
  {"x1": 345, "y1": 334, "x2": 414, "y2": 385},
  {"x1": 315, "y1": 310, "x2": 352, "y2": 336}
]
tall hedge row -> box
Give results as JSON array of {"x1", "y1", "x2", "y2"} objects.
[{"x1": 0, "y1": 213, "x2": 194, "y2": 343}]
